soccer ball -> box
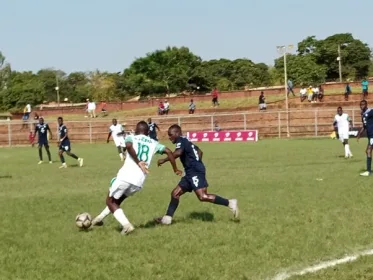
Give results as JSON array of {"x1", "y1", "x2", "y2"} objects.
[{"x1": 75, "y1": 212, "x2": 92, "y2": 229}]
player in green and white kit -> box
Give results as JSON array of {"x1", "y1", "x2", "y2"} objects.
[{"x1": 92, "y1": 121, "x2": 182, "y2": 235}]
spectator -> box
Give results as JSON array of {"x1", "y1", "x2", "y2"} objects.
[
  {"x1": 22, "y1": 103, "x2": 31, "y2": 129},
  {"x1": 312, "y1": 86, "x2": 319, "y2": 103},
  {"x1": 345, "y1": 83, "x2": 352, "y2": 101},
  {"x1": 362, "y1": 78, "x2": 369, "y2": 100},
  {"x1": 212, "y1": 88, "x2": 219, "y2": 107},
  {"x1": 287, "y1": 79, "x2": 295, "y2": 96},
  {"x1": 258, "y1": 91, "x2": 267, "y2": 111},
  {"x1": 299, "y1": 86, "x2": 307, "y2": 102},
  {"x1": 189, "y1": 99, "x2": 196, "y2": 114},
  {"x1": 307, "y1": 86, "x2": 313, "y2": 102},
  {"x1": 214, "y1": 121, "x2": 221, "y2": 132},
  {"x1": 163, "y1": 100, "x2": 170, "y2": 115},
  {"x1": 158, "y1": 101, "x2": 165, "y2": 115},
  {"x1": 87, "y1": 100, "x2": 96, "y2": 118},
  {"x1": 318, "y1": 85, "x2": 324, "y2": 102},
  {"x1": 101, "y1": 101, "x2": 108, "y2": 116}
]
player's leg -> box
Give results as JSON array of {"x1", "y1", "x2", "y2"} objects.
[
  {"x1": 58, "y1": 149, "x2": 67, "y2": 168},
  {"x1": 44, "y1": 143, "x2": 52, "y2": 163},
  {"x1": 194, "y1": 187, "x2": 239, "y2": 219},
  {"x1": 155, "y1": 185, "x2": 186, "y2": 225},
  {"x1": 38, "y1": 143, "x2": 43, "y2": 164},
  {"x1": 106, "y1": 180, "x2": 137, "y2": 234},
  {"x1": 343, "y1": 139, "x2": 352, "y2": 158},
  {"x1": 361, "y1": 141, "x2": 373, "y2": 176},
  {"x1": 66, "y1": 147, "x2": 83, "y2": 167},
  {"x1": 92, "y1": 193, "x2": 127, "y2": 226},
  {"x1": 117, "y1": 146, "x2": 124, "y2": 161}
]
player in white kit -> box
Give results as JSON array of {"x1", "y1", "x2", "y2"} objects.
[
  {"x1": 333, "y1": 107, "x2": 353, "y2": 158},
  {"x1": 93, "y1": 121, "x2": 182, "y2": 235},
  {"x1": 107, "y1": 119, "x2": 126, "y2": 161}
]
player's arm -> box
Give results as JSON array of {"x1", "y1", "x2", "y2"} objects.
[
  {"x1": 155, "y1": 123, "x2": 160, "y2": 132},
  {"x1": 107, "y1": 130, "x2": 112, "y2": 143},
  {"x1": 357, "y1": 122, "x2": 366, "y2": 141},
  {"x1": 161, "y1": 147, "x2": 182, "y2": 175},
  {"x1": 158, "y1": 148, "x2": 183, "y2": 164},
  {"x1": 125, "y1": 136, "x2": 148, "y2": 174},
  {"x1": 198, "y1": 148, "x2": 203, "y2": 161},
  {"x1": 47, "y1": 125, "x2": 52, "y2": 139},
  {"x1": 60, "y1": 127, "x2": 68, "y2": 142}
]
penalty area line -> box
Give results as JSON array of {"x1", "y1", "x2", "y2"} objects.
[{"x1": 272, "y1": 248, "x2": 373, "y2": 280}]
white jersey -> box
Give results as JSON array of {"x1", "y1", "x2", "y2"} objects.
[
  {"x1": 109, "y1": 124, "x2": 124, "y2": 146},
  {"x1": 116, "y1": 134, "x2": 165, "y2": 187},
  {"x1": 334, "y1": 113, "x2": 350, "y2": 132}
]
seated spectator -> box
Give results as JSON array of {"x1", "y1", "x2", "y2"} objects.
[
  {"x1": 158, "y1": 101, "x2": 165, "y2": 115},
  {"x1": 258, "y1": 91, "x2": 267, "y2": 111},
  {"x1": 214, "y1": 122, "x2": 221, "y2": 132},
  {"x1": 299, "y1": 86, "x2": 307, "y2": 102},
  {"x1": 163, "y1": 100, "x2": 170, "y2": 115},
  {"x1": 345, "y1": 83, "x2": 351, "y2": 101},
  {"x1": 189, "y1": 99, "x2": 196, "y2": 114},
  {"x1": 318, "y1": 85, "x2": 324, "y2": 102},
  {"x1": 101, "y1": 101, "x2": 108, "y2": 116}
]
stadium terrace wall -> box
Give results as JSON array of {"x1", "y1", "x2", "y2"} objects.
[
  {"x1": 0, "y1": 107, "x2": 364, "y2": 146},
  {"x1": 19, "y1": 81, "x2": 364, "y2": 118}
]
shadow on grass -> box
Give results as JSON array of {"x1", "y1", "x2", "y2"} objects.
[{"x1": 187, "y1": 211, "x2": 214, "y2": 222}]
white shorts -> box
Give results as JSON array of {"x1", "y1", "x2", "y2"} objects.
[
  {"x1": 338, "y1": 131, "x2": 349, "y2": 141},
  {"x1": 113, "y1": 137, "x2": 125, "y2": 147},
  {"x1": 109, "y1": 178, "x2": 141, "y2": 199}
]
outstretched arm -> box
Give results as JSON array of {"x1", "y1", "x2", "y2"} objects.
[
  {"x1": 161, "y1": 147, "x2": 182, "y2": 175},
  {"x1": 158, "y1": 149, "x2": 182, "y2": 165}
]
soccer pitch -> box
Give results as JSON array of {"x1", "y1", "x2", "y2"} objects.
[{"x1": 1, "y1": 139, "x2": 373, "y2": 280}]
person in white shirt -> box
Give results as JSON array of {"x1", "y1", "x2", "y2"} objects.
[
  {"x1": 312, "y1": 87, "x2": 319, "y2": 103},
  {"x1": 107, "y1": 119, "x2": 126, "y2": 161},
  {"x1": 92, "y1": 121, "x2": 182, "y2": 235},
  {"x1": 163, "y1": 100, "x2": 170, "y2": 115},
  {"x1": 299, "y1": 87, "x2": 307, "y2": 102},
  {"x1": 87, "y1": 101, "x2": 96, "y2": 118},
  {"x1": 333, "y1": 106, "x2": 353, "y2": 158}
]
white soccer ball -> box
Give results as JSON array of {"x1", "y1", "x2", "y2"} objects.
[{"x1": 75, "y1": 212, "x2": 92, "y2": 229}]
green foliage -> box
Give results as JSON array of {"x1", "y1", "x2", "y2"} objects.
[{"x1": 0, "y1": 33, "x2": 371, "y2": 110}]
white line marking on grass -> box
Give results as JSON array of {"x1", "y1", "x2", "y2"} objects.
[{"x1": 272, "y1": 248, "x2": 373, "y2": 280}]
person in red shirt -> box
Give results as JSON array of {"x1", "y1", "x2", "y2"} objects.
[
  {"x1": 212, "y1": 88, "x2": 219, "y2": 107},
  {"x1": 158, "y1": 101, "x2": 165, "y2": 115}
]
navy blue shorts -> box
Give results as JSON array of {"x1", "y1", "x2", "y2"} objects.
[
  {"x1": 59, "y1": 140, "x2": 71, "y2": 152},
  {"x1": 149, "y1": 134, "x2": 158, "y2": 141},
  {"x1": 38, "y1": 139, "x2": 49, "y2": 147},
  {"x1": 178, "y1": 173, "x2": 208, "y2": 193}
]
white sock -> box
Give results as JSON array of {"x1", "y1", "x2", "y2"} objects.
[
  {"x1": 344, "y1": 145, "x2": 348, "y2": 157},
  {"x1": 96, "y1": 206, "x2": 111, "y2": 222},
  {"x1": 113, "y1": 208, "x2": 130, "y2": 227},
  {"x1": 346, "y1": 144, "x2": 352, "y2": 156},
  {"x1": 119, "y1": 153, "x2": 124, "y2": 160}
]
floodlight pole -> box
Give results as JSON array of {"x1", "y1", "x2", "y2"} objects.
[
  {"x1": 338, "y1": 44, "x2": 342, "y2": 83},
  {"x1": 277, "y1": 45, "x2": 293, "y2": 138}
]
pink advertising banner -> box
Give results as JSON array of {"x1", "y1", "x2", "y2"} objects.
[{"x1": 186, "y1": 130, "x2": 258, "y2": 142}]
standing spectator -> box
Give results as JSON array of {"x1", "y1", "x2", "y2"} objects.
[
  {"x1": 299, "y1": 86, "x2": 307, "y2": 102},
  {"x1": 287, "y1": 79, "x2": 295, "y2": 96},
  {"x1": 22, "y1": 103, "x2": 32, "y2": 128},
  {"x1": 163, "y1": 100, "x2": 170, "y2": 115},
  {"x1": 307, "y1": 86, "x2": 313, "y2": 102},
  {"x1": 189, "y1": 99, "x2": 196, "y2": 114},
  {"x1": 87, "y1": 100, "x2": 96, "y2": 118},
  {"x1": 362, "y1": 78, "x2": 369, "y2": 100},
  {"x1": 158, "y1": 101, "x2": 165, "y2": 115},
  {"x1": 101, "y1": 101, "x2": 108, "y2": 116},
  {"x1": 345, "y1": 83, "x2": 352, "y2": 101},
  {"x1": 212, "y1": 88, "x2": 219, "y2": 107},
  {"x1": 258, "y1": 91, "x2": 267, "y2": 111},
  {"x1": 318, "y1": 85, "x2": 324, "y2": 102}
]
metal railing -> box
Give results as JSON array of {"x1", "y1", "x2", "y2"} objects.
[{"x1": 0, "y1": 107, "x2": 363, "y2": 146}]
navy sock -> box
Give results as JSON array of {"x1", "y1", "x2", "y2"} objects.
[
  {"x1": 367, "y1": 157, "x2": 372, "y2": 172},
  {"x1": 60, "y1": 154, "x2": 65, "y2": 163},
  {"x1": 214, "y1": 195, "x2": 229, "y2": 206},
  {"x1": 166, "y1": 197, "x2": 179, "y2": 217},
  {"x1": 69, "y1": 153, "x2": 78, "y2": 160}
]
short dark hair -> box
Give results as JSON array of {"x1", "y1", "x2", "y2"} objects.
[
  {"x1": 169, "y1": 124, "x2": 181, "y2": 133},
  {"x1": 58, "y1": 117, "x2": 63, "y2": 121},
  {"x1": 136, "y1": 121, "x2": 149, "y2": 134}
]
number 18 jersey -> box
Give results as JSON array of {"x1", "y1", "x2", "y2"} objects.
[{"x1": 117, "y1": 134, "x2": 165, "y2": 187}]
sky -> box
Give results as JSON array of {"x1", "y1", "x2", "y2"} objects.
[{"x1": 1, "y1": 0, "x2": 372, "y2": 73}]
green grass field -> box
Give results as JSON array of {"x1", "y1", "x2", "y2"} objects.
[{"x1": 1, "y1": 138, "x2": 373, "y2": 280}]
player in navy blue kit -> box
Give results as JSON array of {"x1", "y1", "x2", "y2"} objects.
[
  {"x1": 57, "y1": 117, "x2": 83, "y2": 168},
  {"x1": 147, "y1": 118, "x2": 160, "y2": 141},
  {"x1": 357, "y1": 100, "x2": 373, "y2": 176},
  {"x1": 155, "y1": 124, "x2": 238, "y2": 225},
  {"x1": 34, "y1": 117, "x2": 53, "y2": 164}
]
